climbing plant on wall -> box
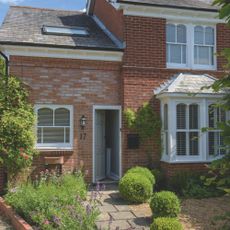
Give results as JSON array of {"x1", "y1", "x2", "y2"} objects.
[
  {"x1": 124, "y1": 102, "x2": 161, "y2": 142},
  {"x1": 0, "y1": 57, "x2": 37, "y2": 188}
]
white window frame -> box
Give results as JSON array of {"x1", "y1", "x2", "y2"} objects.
[
  {"x1": 35, "y1": 104, "x2": 74, "y2": 150},
  {"x1": 166, "y1": 24, "x2": 187, "y2": 69},
  {"x1": 166, "y1": 22, "x2": 216, "y2": 70},
  {"x1": 160, "y1": 96, "x2": 227, "y2": 163}
]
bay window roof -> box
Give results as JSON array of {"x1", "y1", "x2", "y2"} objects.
[{"x1": 154, "y1": 73, "x2": 223, "y2": 96}]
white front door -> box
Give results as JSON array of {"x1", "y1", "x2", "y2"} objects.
[{"x1": 95, "y1": 110, "x2": 106, "y2": 181}]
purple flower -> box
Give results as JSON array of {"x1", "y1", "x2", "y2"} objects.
[
  {"x1": 96, "y1": 182, "x2": 100, "y2": 192},
  {"x1": 86, "y1": 204, "x2": 92, "y2": 215},
  {"x1": 52, "y1": 215, "x2": 61, "y2": 226}
]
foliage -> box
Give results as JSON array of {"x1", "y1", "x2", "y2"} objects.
[
  {"x1": 167, "y1": 171, "x2": 223, "y2": 198},
  {"x1": 0, "y1": 57, "x2": 37, "y2": 184},
  {"x1": 124, "y1": 102, "x2": 161, "y2": 141},
  {"x1": 150, "y1": 217, "x2": 183, "y2": 230},
  {"x1": 213, "y1": 0, "x2": 230, "y2": 26},
  {"x1": 126, "y1": 166, "x2": 155, "y2": 185},
  {"x1": 150, "y1": 191, "x2": 181, "y2": 218},
  {"x1": 151, "y1": 168, "x2": 166, "y2": 191},
  {"x1": 5, "y1": 171, "x2": 99, "y2": 230},
  {"x1": 213, "y1": 211, "x2": 230, "y2": 230},
  {"x1": 201, "y1": 154, "x2": 230, "y2": 194},
  {"x1": 119, "y1": 172, "x2": 153, "y2": 203}
]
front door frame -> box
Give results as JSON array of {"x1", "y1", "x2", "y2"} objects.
[{"x1": 92, "y1": 105, "x2": 122, "y2": 183}]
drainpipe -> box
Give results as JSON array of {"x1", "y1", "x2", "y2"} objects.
[{"x1": 0, "y1": 51, "x2": 8, "y2": 76}]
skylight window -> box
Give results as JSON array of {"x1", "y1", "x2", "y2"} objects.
[{"x1": 42, "y1": 26, "x2": 89, "y2": 36}]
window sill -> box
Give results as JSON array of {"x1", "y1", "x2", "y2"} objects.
[
  {"x1": 166, "y1": 64, "x2": 216, "y2": 71},
  {"x1": 36, "y1": 147, "x2": 73, "y2": 152},
  {"x1": 161, "y1": 159, "x2": 211, "y2": 164}
]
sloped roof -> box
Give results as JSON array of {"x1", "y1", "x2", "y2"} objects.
[
  {"x1": 154, "y1": 73, "x2": 221, "y2": 95},
  {"x1": 0, "y1": 6, "x2": 121, "y2": 51},
  {"x1": 117, "y1": 0, "x2": 218, "y2": 12}
]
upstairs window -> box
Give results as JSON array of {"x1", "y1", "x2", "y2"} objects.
[
  {"x1": 166, "y1": 23, "x2": 216, "y2": 70},
  {"x1": 166, "y1": 24, "x2": 186, "y2": 65},
  {"x1": 194, "y1": 26, "x2": 214, "y2": 66},
  {"x1": 36, "y1": 105, "x2": 73, "y2": 148}
]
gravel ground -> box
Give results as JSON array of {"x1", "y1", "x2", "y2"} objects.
[{"x1": 179, "y1": 196, "x2": 230, "y2": 230}]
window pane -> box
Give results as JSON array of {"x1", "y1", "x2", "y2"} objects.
[
  {"x1": 205, "y1": 27, "x2": 214, "y2": 45},
  {"x1": 177, "y1": 104, "x2": 186, "y2": 129},
  {"x1": 166, "y1": 24, "x2": 176, "y2": 42},
  {"x1": 164, "y1": 104, "x2": 168, "y2": 130},
  {"x1": 65, "y1": 128, "x2": 70, "y2": 143},
  {"x1": 189, "y1": 132, "x2": 199, "y2": 155},
  {"x1": 210, "y1": 47, "x2": 214, "y2": 65},
  {"x1": 220, "y1": 134, "x2": 226, "y2": 155},
  {"x1": 189, "y1": 104, "x2": 198, "y2": 129},
  {"x1": 208, "y1": 132, "x2": 219, "y2": 156},
  {"x1": 177, "y1": 24, "x2": 186, "y2": 43},
  {"x1": 182, "y1": 45, "x2": 186, "y2": 64},
  {"x1": 37, "y1": 128, "x2": 42, "y2": 143},
  {"x1": 197, "y1": 46, "x2": 210, "y2": 65},
  {"x1": 43, "y1": 127, "x2": 65, "y2": 143},
  {"x1": 38, "y1": 108, "x2": 53, "y2": 126},
  {"x1": 194, "y1": 46, "x2": 198, "y2": 64},
  {"x1": 194, "y1": 26, "x2": 204, "y2": 45},
  {"x1": 208, "y1": 105, "x2": 215, "y2": 128},
  {"x1": 166, "y1": 44, "x2": 170, "y2": 63},
  {"x1": 170, "y1": 44, "x2": 182, "y2": 63},
  {"x1": 55, "y1": 108, "x2": 70, "y2": 126},
  {"x1": 177, "y1": 132, "x2": 186, "y2": 155},
  {"x1": 165, "y1": 131, "x2": 168, "y2": 155}
]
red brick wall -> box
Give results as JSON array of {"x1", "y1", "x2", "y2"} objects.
[
  {"x1": 9, "y1": 56, "x2": 122, "y2": 182},
  {"x1": 93, "y1": 0, "x2": 124, "y2": 41},
  {"x1": 217, "y1": 23, "x2": 230, "y2": 70},
  {"x1": 121, "y1": 15, "x2": 230, "y2": 174},
  {"x1": 161, "y1": 162, "x2": 208, "y2": 178}
]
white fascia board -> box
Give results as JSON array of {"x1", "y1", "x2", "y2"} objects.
[
  {"x1": 0, "y1": 45, "x2": 123, "y2": 62},
  {"x1": 118, "y1": 4, "x2": 225, "y2": 24},
  {"x1": 155, "y1": 92, "x2": 225, "y2": 99}
]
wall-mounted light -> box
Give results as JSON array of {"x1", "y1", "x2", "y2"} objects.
[{"x1": 80, "y1": 115, "x2": 87, "y2": 129}]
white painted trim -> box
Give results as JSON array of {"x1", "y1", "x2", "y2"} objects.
[
  {"x1": 118, "y1": 4, "x2": 224, "y2": 24},
  {"x1": 92, "y1": 105, "x2": 122, "y2": 183},
  {"x1": 0, "y1": 45, "x2": 123, "y2": 62},
  {"x1": 92, "y1": 15, "x2": 124, "y2": 49},
  {"x1": 34, "y1": 104, "x2": 74, "y2": 149},
  {"x1": 166, "y1": 23, "x2": 217, "y2": 70}
]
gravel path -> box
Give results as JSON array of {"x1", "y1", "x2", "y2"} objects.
[{"x1": 0, "y1": 213, "x2": 13, "y2": 230}]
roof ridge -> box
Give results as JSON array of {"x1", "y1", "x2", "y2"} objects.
[{"x1": 10, "y1": 5, "x2": 85, "y2": 14}]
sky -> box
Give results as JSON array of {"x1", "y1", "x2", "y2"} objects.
[{"x1": 0, "y1": 0, "x2": 87, "y2": 25}]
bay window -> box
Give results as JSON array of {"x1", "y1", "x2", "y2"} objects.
[
  {"x1": 166, "y1": 23, "x2": 216, "y2": 70},
  {"x1": 35, "y1": 105, "x2": 73, "y2": 148}
]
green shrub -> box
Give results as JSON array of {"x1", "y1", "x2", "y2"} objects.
[
  {"x1": 168, "y1": 171, "x2": 223, "y2": 198},
  {"x1": 119, "y1": 173, "x2": 152, "y2": 203},
  {"x1": 151, "y1": 169, "x2": 166, "y2": 191},
  {"x1": 127, "y1": 166, "x2": 155, "y2": 185},
  {"x1": 150, "y1": 217, "x2": 183, "y2": 230},
  {"x1": 150, "y1": 191, "x2": 180, "y2": 218},
  {"x1": 5, "y1": 172, "x2": 99, "y2": 230},
  {"x1": 182, "y1": 177, "x2": 224, "y2": 199}
]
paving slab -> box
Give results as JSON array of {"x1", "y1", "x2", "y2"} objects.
[
  {"x1": 96, "y1": 220, "x2": 131, "y2": 230},
  {"x1": 99, "y1": 205, "x2": 117, "y2": 212},
  {"x1": 114, "y1": 204, "x2": 131, "y2": 212},
  {"x1": 128, "y1": 217, "x2": 152, "y2": 230},
  {"x1": 98, "y1": 212, "x2": 111, "y2": 221},
  {"x1": 110, "y1": 211, "x2": 135, "y2": 220}
]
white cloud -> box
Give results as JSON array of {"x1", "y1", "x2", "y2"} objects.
[{"x1": 0, "y1": 0, "x2": 24, "y2": 4}]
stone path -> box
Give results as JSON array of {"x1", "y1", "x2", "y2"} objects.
[
  {"x1": 0, "y1": 213, "x2": 13, "y2": 230},
  {"x1": 93, "y1": 187, "x2": 152, "y2": 230}
]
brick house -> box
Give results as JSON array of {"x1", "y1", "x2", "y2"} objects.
[{"x1": 0, "y1": 0, "x2": 229, "y2": 191}]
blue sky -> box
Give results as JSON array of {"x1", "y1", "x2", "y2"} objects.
[{"x1": 0, "y1": 0, "x2": 87, "y2": 25}]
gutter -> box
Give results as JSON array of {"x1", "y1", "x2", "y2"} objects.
[
  {"x1": 0, "y1": 51, "x2": 8, "y2": 76},
  {"x1": 0, "y1": 41, "x2": 123, "y2": 52},
  {"x1": 117, "y1": 0, "x2": 219, "y2": 13}
]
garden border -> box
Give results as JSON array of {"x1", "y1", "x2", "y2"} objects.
[{"x1": 0, "y1": 197, "x2": 33, "y2": 230}]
